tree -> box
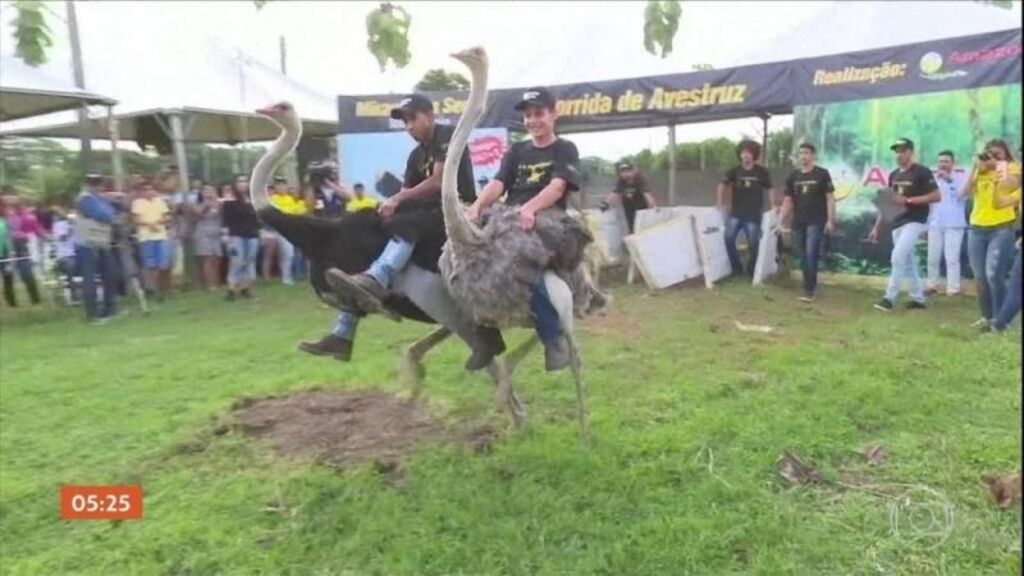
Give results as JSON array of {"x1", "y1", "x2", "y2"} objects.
[
  {"x1": 366, "y1": 2, "x2": 412, "y2": 72},
  {"x1": 415, "y1": 68, "x2": 469, "y2": 92},
  {"x1": 643, "y1": 0, "x2": 682, "y2": 58}
]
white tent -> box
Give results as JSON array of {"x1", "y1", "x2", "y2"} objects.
[{"x1": 0, "y1": 56, "x2": 115, "y2": 121}]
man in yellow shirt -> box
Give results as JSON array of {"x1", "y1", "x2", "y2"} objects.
[
  {"x1": 131, "y1": 181, "x2": 171, "y2": 298},
  {"x1": 963, "y1": 139, "x2": 1021, "y2": 326},
  {"x1": 345, "y1": 183, "x2": 380, "y2": 213}
]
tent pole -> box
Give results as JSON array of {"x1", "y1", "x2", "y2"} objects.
[
  {"x1": 761, "y1": 113, "x2": 770, "y2": 163},
  {"x1": 107, "y1": 106, "x2": 124, "y2": 192},
  {"x1": 169, "y1": 113, "x2": 190, "y2": 194},
  {"x1": 667, "y1": 123, "x2": 677, "y2": 206}
]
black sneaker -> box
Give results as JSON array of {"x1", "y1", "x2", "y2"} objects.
[
  {"x1": 905, "y1": 300, "x2": 927, "y2": 310},
  {"x1": 544, "y1": 338, "x2": 571, "y2": 372},
  {"x1": 873, "y1": 298, "x2": 893, "y2": 312},
  {"x1": 297, "y1": 334, "x2": 353, "y2": 361}
]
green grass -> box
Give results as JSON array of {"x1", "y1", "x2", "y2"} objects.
[{"x1": 1, "y1": 276, "x2": 1020, "y2": 575}]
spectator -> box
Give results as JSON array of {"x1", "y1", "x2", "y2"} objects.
[
  {"x1": 779, "y1": 143, "x2": 836, "y2": 302},
  {"x1": 1, "y1": 195, "x2": 42, "y2": 306},
  {"x1": 346, "y1": 183, "x2": 379, "y2": 213},
  {"x1": 307, "y1": 162, "x2": 346, "y2": 216},
  {"x1": 221, "y1": 175, "x2": 260, "y2": 300},
  {"x1": 266, "y1": 176, "x2": 297, "y2": 285},
  {"x1": 191, "y1": 183, "x2": 224, "y2": 291},
  {"x1": 926, "y1": 150, "x2": 968, "y2": 296},
  {"x1": 75, "y1": 174, "x2": 119, "y2": 323},
  {"x1": 131, "y1": 181, "x2": 172, "y2": 301},
  {"x1": 718, "y1": 140, "x2": 772, "y2": 277},
  {"x1": 869, "y1": 138, "x2": 940, "y2": 312},
  {"x1": 169, "y1": 178, "x2": 200, "y2": 289},
  {"x1": 1, "y1": 207, "x2": 17, "y2": 307},
  {"x1": 604, "y1": 160, "x2": 657, "y2": 234},
  {"x1": 50, "y1": 207, "x2": 78, "y2": 301},
  {"x1": 983, "y1": 177, "x2": 1022, "y2": 333},
  {"x1": 963, "y1": 139, "x2": 1020, "y2": 327}
]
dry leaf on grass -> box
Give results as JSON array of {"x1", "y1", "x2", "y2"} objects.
[
  {"x1": 777, "y1": 450, "x2": 824, "y2": 485},
  {"x1": 983, "y1": 472, "x2": 1021, "y2": 509},
  {"x1": 864, "y1": 444, "x2": 889, "y2": 466},
  {"x1": 734, "y1": 321, "x2": 778, "y2": 334}
]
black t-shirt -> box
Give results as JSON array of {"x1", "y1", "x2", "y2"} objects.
[
  {"x1": 785, "y1": 166, "x2": 835, "y2": 226},
  {"x1": 889, "y1": 163, "x2": 938, "y2": 228},
  {"x1": 495, "y1": 138, "x2": 581, "y2": 209},
  {"x1": 615, "y1": 174, "x2": 652, "y2": 211},
  {"x1": 403, "y1": 123, "x2": 476, "y2": 205},
  {"x1": 221, "y1": 198, "x2": 261, "y2": 238},
  {"x1": 723, "y1": 164, "x2": 772, "y2": 221}
]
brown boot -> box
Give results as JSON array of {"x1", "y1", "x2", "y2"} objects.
[{"x1": 297, "y1": 334, "x2": 353, "y2": 361}]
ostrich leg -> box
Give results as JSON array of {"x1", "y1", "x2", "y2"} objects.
[
  {"x1": 401, "y1": 327, "x2": 452, "y2": 399},
  {"x1": 392, "y1": 265, "x2": 525, "y2": 424},
  {"x1": 544, "y1": 271, "x2": 590, "y2": 440}
]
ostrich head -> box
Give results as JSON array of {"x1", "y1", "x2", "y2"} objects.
[
  {"x1": 451, "y1": 46, "x2": 487, "y2": 70},
  {"x1": 256, "y1": 101, "x2": 300, "y2": 133},
  {"x1": 250, "y1": 101, "x2": 303, "y2": 213}
]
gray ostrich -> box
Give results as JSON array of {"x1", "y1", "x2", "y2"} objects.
[
  {"x1": 438, "y1": 47, "x2": 592, "y2": 438},
  {"x1": 247, "y1": 102, "x2": 526, "y2": 424}
]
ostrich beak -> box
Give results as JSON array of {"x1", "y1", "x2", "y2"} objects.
[
  {"x1": 255, "y1": 106, "x2": 276, "y2": 117},
  {"x1": 450, "y1": 48, "x2": 478, "y2": 64}
]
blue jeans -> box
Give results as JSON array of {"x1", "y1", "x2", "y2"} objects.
[
  {"x1": 530, "y1": 278, "x2": 563, "y2": 345},
  {"x1": 228, "y1": 237, "x2": 259, "y2": 288},
  {"x1": 884, "y1": 222, "x2": 927, "y2": 304},
  {"x1": 725, "y1": 216, "x2": 761, "y2": 277},
  {"x1": 793, "y1": 223, "x2": 824, "y2": 297},
  {"x1": 77, "y1": 244, "x2": 117, "y2": 320},
  {"x1": 968, "y1": 226, "x2": 1016, "y2": 320},
  {"x1": 992, "y1": 245, "x2": 1022, "y2": 330},
  {"x1": 331, "y1": 311, "x2": 360, "y2": 340},
  {"x1": 367, "y1": 238, "x2": 415, "y2": 288}
]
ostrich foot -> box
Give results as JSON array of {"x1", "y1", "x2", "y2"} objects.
[
  {"x1": 400, "y1": 327, "x2": 451, "y2": 400},
  {"x1": 486, "y1": 360, "x2": 526, "y2": 427},
  {"x1": 325, "y1": 268, "x2": 400, "y2": 321}
]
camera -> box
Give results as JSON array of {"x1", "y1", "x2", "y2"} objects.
[{"x1": 307, "y1": 162, "x2": 337, "y2": 187}]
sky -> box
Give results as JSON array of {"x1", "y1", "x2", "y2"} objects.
[{"x1": 0, "y1": 0, "x2": 1019, "y2": 159}]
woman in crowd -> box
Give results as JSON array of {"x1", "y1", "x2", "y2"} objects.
[
  {"x1": 221, "y1": 175, "x2": 260, "y2": 300},
  {"x1": 191, "y1": 182, "x2": 224, "y2": 291},
  {"x1": 0, "y1": 194, "x2": 42, "y2": 306},
  {"x1": 983, "y1": 148, "x2": 1022, "y2": 333},
  {"x1": 964, "y1": 139, "x2": 1021, "y2": 327}
]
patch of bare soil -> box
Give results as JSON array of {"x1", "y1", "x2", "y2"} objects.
[
  {"x1": 582, "y1": 307, "x2": 643, "y2": 340},
  {"x1": 233, "y1": 389, "x2": 445, "y2": 469}
]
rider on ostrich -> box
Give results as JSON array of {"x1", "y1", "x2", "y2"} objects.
[
  {"x1": 323, "y1": 93, "x2": 505, "y2": 370},
  {"x1": 248, "y1": 102, "x2": 505, "y2": 372},
  {"x1": 463, "y1": 86, "x2": 582, "y2": 371}
]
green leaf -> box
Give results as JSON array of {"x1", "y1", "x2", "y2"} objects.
[
  {"x1": 9, "y1": 0, "x2": 52, "y2": 67},
  {"x1": 253, "y1": 0, "x2": 269, "y2": 9},
  {"x1": 642, "y1": 0, "x2": 682, "y2": 58},
  {"x1": 366, "y1": 2, "x2": 412, "y2": 72}
]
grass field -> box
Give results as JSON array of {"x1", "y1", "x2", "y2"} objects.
[{"x1": 1, "y1": 275, "x2": 1020, "y2": 575}]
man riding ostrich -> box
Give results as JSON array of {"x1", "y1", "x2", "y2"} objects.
[
  {"x1": 435, "y1": 47, "x2": 595, "y2": 437},
  {"x1": 248, "y1": 101, "x2": 526, "y2": 422}
]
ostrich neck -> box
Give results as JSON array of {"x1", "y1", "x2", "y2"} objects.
[
  {"x1": 442, "y1": 62, "x2": 487, "y2": 250},
  {"x1": 251, "y1": 121, "x2": 302, "y2": 212}
]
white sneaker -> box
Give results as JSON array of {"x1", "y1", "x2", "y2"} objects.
[{"x1": 970, "y1": 318, "x2": 989, "y2": 328}]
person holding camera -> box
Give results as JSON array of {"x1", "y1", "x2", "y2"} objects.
[
  {"x1": 191, "y1": 183, "x2": 224, "y2": 290},
  {"x1": 982, "y1": 174, "x2": 1022, "y2": 334},
  {"x1": 962, "y1": 139, "x2": 1020, "y2": 327},
  {"x1": 306, "y1": 163, "x2": 347, "y2": 217}
]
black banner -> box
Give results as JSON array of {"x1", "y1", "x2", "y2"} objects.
[
  {"x1": 337, "y1": 29, "x2": 1022, "y2": 134},
  {"x1": 792, "y1": 27, "x2": 1021, "y2": 105}
]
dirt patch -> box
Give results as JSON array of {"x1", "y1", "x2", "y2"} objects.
[
  {"x1": 582, "y1": 307, "x2": 643, "y2": 340},
  {"x1": 233, "y1": 389, "x2": 445, "y2": 469}
]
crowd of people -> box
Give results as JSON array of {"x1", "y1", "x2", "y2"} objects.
[{"x1": 0, "y1": 168, "x2": 381, "y2": 324}]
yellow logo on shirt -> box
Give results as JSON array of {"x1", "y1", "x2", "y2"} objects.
[{"x1": 521, "y1": 161, "x2": 553, "y2": 185}]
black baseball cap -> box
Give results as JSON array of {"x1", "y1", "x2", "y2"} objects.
[
  {"x1": 890, "y1": 138, "x2": 914, "y2": 151},
  {"x1": 514, "y1": 87, "x2": 557, "y2": 111},
  {"x1": 390, "y1": 94, "x2": 434, "y2": 120},
  {"x1": 616, "y1": 160, "x2": 635, "y2": 172},
  {"x1": 84, "y1": 173, "x2": 105, "y2": 185}
]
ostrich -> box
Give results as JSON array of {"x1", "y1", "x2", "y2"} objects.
[
  {"x1": 248, "y1": 102, "x2": 525, "y2": 423},
  {"x1": 437, "y1": 47, "x2": 593, "y2": 438}
]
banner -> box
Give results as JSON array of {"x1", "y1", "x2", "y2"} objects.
[
  {"x1": 792, "y1": 28, "x2": 1021, "y2": 105},
  {"x1": 338, "y1": 29, "x2": 1021, "y2": 135},
  {"x1": 337, "y1": 127, "x2": 509, "y2": 199}
]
